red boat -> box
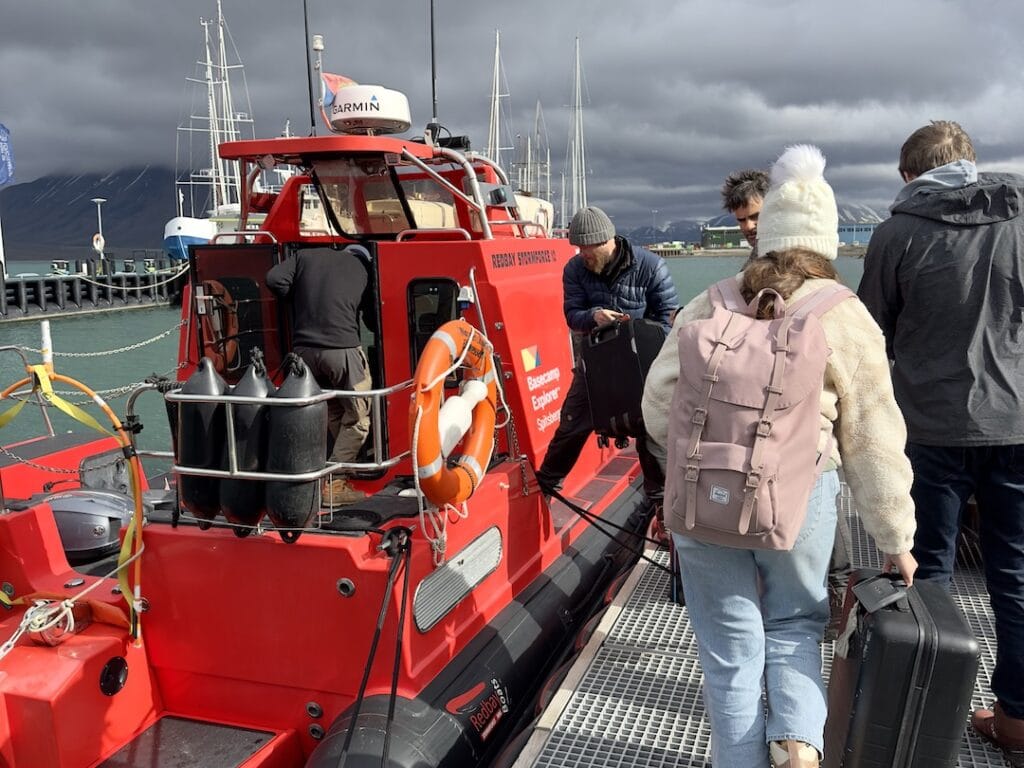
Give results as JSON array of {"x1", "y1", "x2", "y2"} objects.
[{"x1": 0, "y1": 85, "x2": 651, "y2": 768}]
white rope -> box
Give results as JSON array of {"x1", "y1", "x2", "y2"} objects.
[
  {"x1": 71, "y1": 262, "x2": 190, "y2": 291},
  {"x1": 411, "y1": 403, "x2": 448, "y2": 566},
  {"x1": 0, "y1": 544, "x2": 145, "y2": 661}
]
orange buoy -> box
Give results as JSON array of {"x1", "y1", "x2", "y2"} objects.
[{"x1": 410, "y1": 320, "x2": 498, "y2": 506}]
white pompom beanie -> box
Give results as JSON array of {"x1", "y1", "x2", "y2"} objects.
[{"x1": 756, "y1": 144, "x2": 839, "y2": 260}]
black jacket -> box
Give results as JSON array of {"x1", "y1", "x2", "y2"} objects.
[
  {"x1": 859, "y1": 172, "x2": 1024, "y2": 445},
  {"x1": 266, "y1": 246, "x2": 373, "y2": 349},
  {"x1": 562, "y1": 237, "x2": 679, "y2": 334}
]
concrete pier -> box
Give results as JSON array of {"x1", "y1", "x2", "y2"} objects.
[{"x1": 1, "y1": 257, "x2": 187, "y2": 321}]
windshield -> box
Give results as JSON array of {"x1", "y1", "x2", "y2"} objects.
[{"x1": 307, "y1": 157, "x2": 458, "y2": 236}]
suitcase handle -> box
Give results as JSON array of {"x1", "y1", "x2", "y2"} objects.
[
  {"x1": 851, "y1": 572, "x2": 909, "y2": 613},
  {"x1": 588, "y1": 318, "x2": 626, "y2": 346}
]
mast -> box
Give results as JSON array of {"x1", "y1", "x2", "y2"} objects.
[
  {"x1": 201, "y1": 15, "x2": 221, "y2": 210},
  {"x1": 567, "y1": 37, "x2": 587, "y2": 216},
  {"x1": 486, "y1": 30, "x2": 508, "y2": 167},
  {"x1": 533, "y1": 100, "x2": 551, "y2": 201}
]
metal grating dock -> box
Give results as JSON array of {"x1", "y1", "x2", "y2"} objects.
[{"x1": 514, "y1": 484, "x2": 1011, "y2": 768}]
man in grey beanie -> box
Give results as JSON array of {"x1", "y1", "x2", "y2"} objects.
[{"x1": 537, "y1": 206, "x2": 679, "y2": 541}]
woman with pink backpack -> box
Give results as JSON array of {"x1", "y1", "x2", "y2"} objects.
[{"x1": 641, "y1": 144, "x2": 918, "y2": 768}]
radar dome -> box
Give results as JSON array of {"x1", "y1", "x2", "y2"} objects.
[{"x1": 327, "y1": 85, "x2": 411, "y2": 135}]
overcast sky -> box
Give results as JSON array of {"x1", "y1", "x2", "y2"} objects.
[{"x1": 3, "y1": 0, "x2": 1024, "y2": 230}]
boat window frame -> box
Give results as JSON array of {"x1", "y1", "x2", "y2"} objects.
[{"x1": 407, "y1": 278, "x2": 460, "y2": 376}]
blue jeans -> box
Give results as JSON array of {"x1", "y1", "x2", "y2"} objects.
[
  {"x1": 907, "y1": 442, "x2": 1024, "y2": 718},
  {"x1": 674, "y1": 470, "x2": 838, "y2": 767}
]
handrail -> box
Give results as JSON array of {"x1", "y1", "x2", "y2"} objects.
[
  {"x1": 395, "y1": 228, "x2": 471, "y2": 242},
  {"x1": 210, "y1": 230, "x2": 279, "y2": 244},
  {"x1": 488, "y1": 219, "x2": 548, "y2": 237},
  {"x1": 166, "y1": 378, "x2": 414, "y2": 480}
]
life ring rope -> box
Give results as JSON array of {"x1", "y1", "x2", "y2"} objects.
[{"x1": 409, "y1": 320, "x2": 500, "y2": 564}]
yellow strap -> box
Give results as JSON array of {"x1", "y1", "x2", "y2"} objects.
[
  {"x1": 116, "y1": 512, "x2": 137, "y2": 635},
  {"x1": 0, "y1": 397, "x2": 29, "y2": 430},
  {"x1": 0, "y1": 591, "x2": 13, "y2": 609},
  {"x1": 29, "y1": 365, "x2": 112, "y2": 437}
]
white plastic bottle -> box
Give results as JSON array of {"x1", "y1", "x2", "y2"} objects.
[{"x1": 437, "y1": 379, "x2": 489, "y2": 457}]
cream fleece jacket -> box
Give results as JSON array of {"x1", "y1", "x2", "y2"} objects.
[{"x1": 642, "y1": 276, "x2": 916, "y2": 555}]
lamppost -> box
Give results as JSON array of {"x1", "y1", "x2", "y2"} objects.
[
  {"x1": 90, "y1": 197, "x2": 107, "y2": 273},
  {"x1": 652, "y1": 208, "x2": 658, "y2": 231}
]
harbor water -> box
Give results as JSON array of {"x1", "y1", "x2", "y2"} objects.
[{"x1": 0, "y1": 256, "x2": 865, "y2": 473}]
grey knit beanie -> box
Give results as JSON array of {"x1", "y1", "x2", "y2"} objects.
[{"x1": 568, "y1": 206, "x2": 616, "y2": 246}]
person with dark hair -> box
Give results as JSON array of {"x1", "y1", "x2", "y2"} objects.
[
  {"x1": 267, "y1": 244, "x2": 376, "y2": 508},
  {"x1": 859, "y1": 119, "x2": 1024, "y2": 755},
  {"x1": 536, "y1": 206, "x2": 678, "y2": 541},
  {"x1": 643, "y1": 146, "x2": 917, "y2": 768},
  {"x1": 722, "y1": 168, "x2": 770, "y2": 251}
]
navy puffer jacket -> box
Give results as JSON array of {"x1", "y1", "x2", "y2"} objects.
[{"x1": 562, "y1": 236, "x2": 679, "y2": 333}]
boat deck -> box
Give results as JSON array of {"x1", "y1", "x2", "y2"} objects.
[{"x1": 514, "y1": 484, "x2": 1010, "y2": 768}]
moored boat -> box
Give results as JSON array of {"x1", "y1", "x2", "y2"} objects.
[{"x1": 0, "y1": 66, "x2": 654, "y2": 768}]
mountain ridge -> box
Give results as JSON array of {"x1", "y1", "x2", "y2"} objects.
[{"x1": 0, "y1": 167, "x2": 886, "y2": 262}]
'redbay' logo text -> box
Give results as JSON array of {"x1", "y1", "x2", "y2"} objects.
[{"x1": 447, "y1": 677, "x2": 511, "y2": 741}]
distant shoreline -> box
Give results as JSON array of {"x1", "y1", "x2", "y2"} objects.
[{"x1": 660, "y1": 245, "x2": 867, "y2": 259}]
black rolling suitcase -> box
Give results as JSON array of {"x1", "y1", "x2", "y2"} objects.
[
  {"x1": 824, "y1": 569, "x2": 980, "y2": 767},
  {"x1": 578, "y1": 318, "x2": 666, "y2": 442}
]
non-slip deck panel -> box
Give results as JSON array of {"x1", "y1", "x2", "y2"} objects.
[
  {"x1": 98, "y1": 716, "x2": 274, "y2": 768},
  {"x1": 526, "y1": 484, "x2": 1008, "y2": 768}
]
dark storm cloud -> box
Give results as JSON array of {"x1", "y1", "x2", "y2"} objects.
[{"x1": 3, "y1": 0, "x2": 1024, "y2": 229}]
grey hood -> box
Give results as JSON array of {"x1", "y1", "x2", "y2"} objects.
[{"x1": 892, "y1": 171, "x2": 1024, "y2": 227}]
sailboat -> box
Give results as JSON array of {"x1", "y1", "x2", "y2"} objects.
[
  {"x1": 162, "y1": 0, "x2": 254, "y2": 261},
  {"x1": 484, "y1": 30, "x2": 554, "y2": 235}
]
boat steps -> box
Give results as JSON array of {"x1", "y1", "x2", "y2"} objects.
[{"x1": 514, "y1": 483, "x2": 1008, "y2": 768}]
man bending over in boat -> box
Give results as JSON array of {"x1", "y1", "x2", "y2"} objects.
[
  {"x1": 535, "y1": 206, "x2": 678, "y2": 542},
  {"x1": 267, "y1": 244, "x2": 376, "y2": 507}
]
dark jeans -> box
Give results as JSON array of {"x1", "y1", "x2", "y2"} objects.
[
  {"x1": 536, "y1": 371, "x2": 664, "y2": 504},
  {"x1": 907, "y1": 442, "x2": 1024, "y2": 718}
]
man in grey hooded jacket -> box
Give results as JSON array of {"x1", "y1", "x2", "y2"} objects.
[{"x1": 859, "y1": 120, "x2": 1024, "y2": 754}]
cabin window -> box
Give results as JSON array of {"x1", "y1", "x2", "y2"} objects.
[
  {"x1": 309, "y1": 158, "x2": 459, "y2": 237},
  {"x1": 408, "y1": 279, "x2": 459, "y2": 372}
]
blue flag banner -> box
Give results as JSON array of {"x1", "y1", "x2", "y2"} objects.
[{"x1": 0, "y1": 124, "x2": 14, "y2": 187}]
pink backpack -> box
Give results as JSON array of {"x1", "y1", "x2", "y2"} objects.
[{"x1": 664, "y1": 277, "x2": 854, "y2": 550}]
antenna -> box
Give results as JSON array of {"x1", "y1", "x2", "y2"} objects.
[
  {"x1": 425, "y1": 0, "x2": 441, "y2": 145},
  {"x1": 302, "y1": 0, "x2": 317, "y2": 136}
]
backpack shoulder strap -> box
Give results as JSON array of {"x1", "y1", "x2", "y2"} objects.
[
  {"x1": 709, "y1": 276, "x2": 746, "y2": 312},
  {"x1": 786, "y1": 283, "x2": 856, "y2": 320}
]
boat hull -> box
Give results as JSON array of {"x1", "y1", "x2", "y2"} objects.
[
  {"x1": 163, "y1": 216, "x2": 217, "y2": 261},
  {"x1": 306, "y1": 490, "x2": 649, "y2": 768}
]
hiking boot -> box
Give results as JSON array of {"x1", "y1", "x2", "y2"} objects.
[
  {"x1": 972, "y1": 702, "x2": 1024, "y2": 759},
  {"x1": 769, "y1": 740, "x2": 819, "y2": 768},
  {"x1": 321, "y1": 478, "x2": 366, "y2": 509},
  {"x1": 649, "y1": 503, "x2": 670, "y2": 547}
]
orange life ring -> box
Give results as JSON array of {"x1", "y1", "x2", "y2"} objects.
[
  {"x1": 410, "y1": 319, "x2": 498, "y2": 506},
  {"x1": 197, "y1": 278, "x2": 240, "y2": 374}
]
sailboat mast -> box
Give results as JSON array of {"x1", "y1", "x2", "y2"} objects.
[
  {"x1": 201, "y1": 16, "x2": 221, "y2": 211},
  {"x1": 532, "y1": 100, "x2": 551, "y2": 202},
  {"x1": 569, "y1": 37, "x2": 587, "y2": 214},
  {"x1": 214, "y1": 0, "x2": 239, "y2": 208},
  {"x1": 487, "y1": 30, "x2": 503, "y2": 167}
]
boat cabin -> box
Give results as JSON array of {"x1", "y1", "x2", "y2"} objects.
[{"x1": 183, "y1": 129, "x2": 574, "y2": 494}]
